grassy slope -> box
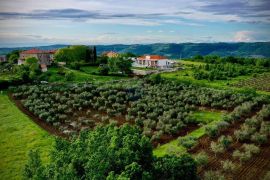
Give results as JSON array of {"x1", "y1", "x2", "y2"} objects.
[
  {"x1": 0, "y1": 92, "x2": 54, "y2": 180},
  {"x1": 0, "y1": 72, "x2": 21, "y2": 81},
  {"x1": 161, "y1": 60, "x2": 270, "y2": 95},
  {"x1": 48, "y1": 66, "x2": 128, "y2": 83},
  {"x1": 153, "y1": 110, "x2": 224, "y2": 157}
]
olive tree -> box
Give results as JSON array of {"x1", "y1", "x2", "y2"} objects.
[
  {"x1": 221, "y1": 160, "x2": 236, "y2": 174},
  {"x1": 194, "y1": 151, "x2": 209, "y2": 167},
  {"x1": 218, "y1": 135, "x2": 233, "y2": 149},
  {"x1": 178, "y1": 136, "x2": 197, "y2": 150},
  {"x1": 251, "y1": 132, "x2": 268, "y2": 145},
  {"x1": 232, "y1": 150, "x2": 251, "y2": 164},
  {"x1": 204, "y1": 171, "x2": 225, "y2": 180},
  {"x1": 210, "y1": 141, "x2": 225, "y2": 156}
]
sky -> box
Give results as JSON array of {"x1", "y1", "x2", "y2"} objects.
[{"x1": 0, "y1": 0, "x2": 270, "y2": 47}]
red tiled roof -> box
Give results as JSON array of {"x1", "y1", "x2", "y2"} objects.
[
  {"x1": 46, "y1": 50, "x2": 57, "y2": 54},
  {"x1": 138, "y1": 55, "x2": 167, "y2": 61},
  {"x1": 40, "y1": 64, "x2": 47, "y2": 68},
  {"x1": 21, "y1": 49, "x2": 56, "y2": 54}
]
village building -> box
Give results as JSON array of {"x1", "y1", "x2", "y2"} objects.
[
  {"x1": 18, "y1": 49, "x2": 56, "y2": 72},
  {"x1": 0, "y1": 55, "x2": 7, "y2": 62},
  {"x1": 103, "y1": 51, "x2": 119, "y2": 58},
  {"x1": 132, "y1": 55, "x2": 175, "y2": 69}
]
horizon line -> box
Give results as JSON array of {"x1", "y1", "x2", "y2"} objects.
[{"x1": 1, "y1": 41, "x2": 270, "y2": 49}]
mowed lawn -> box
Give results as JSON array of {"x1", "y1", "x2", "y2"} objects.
[{"x1": 0, "y1": 92, "x2": 54, "y2": 179}]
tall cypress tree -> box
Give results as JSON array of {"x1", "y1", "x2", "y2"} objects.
[{"x1": 93, "y1": 46, "x2": 97, "y2": 64}]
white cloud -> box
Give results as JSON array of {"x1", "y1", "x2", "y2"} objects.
[{"x1": 234, "y1": 31, "x2": 254, "y2": 42}]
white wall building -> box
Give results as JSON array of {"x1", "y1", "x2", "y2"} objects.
[{"x1": 132, "y1": 55, "x2": 175, "y2": 69}]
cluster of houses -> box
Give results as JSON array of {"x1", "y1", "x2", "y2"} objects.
[
  {"x1": 1, "y1": 48, "x2": 176, "y2": 73},
  {"x1": 103, "y1": 51, "x2": 176, "y2": 69}
]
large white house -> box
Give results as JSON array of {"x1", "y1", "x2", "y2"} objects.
[{"x1": 132, "y1": 55, "x2": 175, "y2": 69}]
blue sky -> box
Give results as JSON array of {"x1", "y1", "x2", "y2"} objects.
[{"x1": 0, "y1": 0, "x2": 269, "y2": 47}]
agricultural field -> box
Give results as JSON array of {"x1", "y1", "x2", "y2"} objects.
[
  {"x1": 1, "y1": 60, "x2": 270, "y2": 179},
  {"x1": 154, "y1": 110, "x2": 225, "y2": 157},
  {"x1": 10, "y1": 80, "x2": 257, "y2": 142},
  {"x1": 233, "y1": 73, "x2": 270, "y2": 92},
  {"x1": 191, "y1": 103, "x2": 270, "y2": 179},
  {"x1": 0, "y1": 92, "x2": 54, "y2": 179},
  {"x1": 161, "y1": 60, "x2": 270, "y2": 95},
  {"x1": 7, "y1": 78, "x2": 270, "y2": 179}
]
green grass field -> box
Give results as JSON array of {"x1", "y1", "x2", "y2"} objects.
[
  {"x1": 0, "y1": 72, "x2": 21, "y2": 81},
  {"x1": 47, "y1": 66, "x2": 128, "y2": 83},
  {"x1": 153, "y1": 110, "x2": 224, "y2": 157},
  {"x1": 80, "y1": 66, "x2": 99, "y2": 74},
  {"x1": 0, "y1": 92, "x2": 54, "y2": 179}
]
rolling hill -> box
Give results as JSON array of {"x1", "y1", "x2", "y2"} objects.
[{"x1": 1, "y1": 42, "x2": 270, "y2": 58}]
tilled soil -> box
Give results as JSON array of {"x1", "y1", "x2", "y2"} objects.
[{"x1": 191, "y1": 111, "x2": 270, "y2": 180}]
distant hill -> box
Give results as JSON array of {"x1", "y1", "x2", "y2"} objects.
[
  {"x1": 1, "y1": 42, "x2": 270, "y2": 58},
  {"x1": 0, "y1": 44, "x2": 67, "y2": 55},
  {"x1": 95, "y1": 42, "x2": 270, "y2": 58}
]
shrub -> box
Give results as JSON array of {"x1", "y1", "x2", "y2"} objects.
[
  {"x1": 153, "y1": 154, "x2": 197, "y2": 180},
  {"x1": 210, "y1": 141, "x2": 225, "y2": 156},
  {"x1": 65, "y1": 71, "x2": 74, "y2": 81},
  {"x1": 232, "y1": 150, "x2": 251, "y2": 164},
  {"x1": 98, "y1": 64, "x2": 109, "y2": 75},
  {"x1": 234, "y1": 125, "x2": 256, "y2": 142},
  {"x1": 218, "y1": 135, "x2": 233, "y2": 149},
  {"x1": 260, "y1": 121, "x2": 270, "y2": 135},
  {"x1": 194, "y1": 151, "x2": 208, "y2": 167},
  {"x1": 242, "y1": 144, "x2": 260, "y2": 155},
  {"x1": 263, "y1": 171, "x2": 270, "y2": 180},
  {"x1": 251, "y1": 132, "x2": 268, "y2": 145},
  {"x1": 204, "y1": 171, "x2": 225, "y2": 180},
  {"x1": 178, "y1": 136, "x2": 197, "y2": 149},
  {"x1": 221, "y1": 160, "x2": 236, "y2": 174},
  {"x1": 245, "y1": 117, "x2": 261, "y2": 128},
  {"x1": 23, "y1": 150, "x2": 45, "y2": 179},
  {"x1": 216, "y1": 121, "x2": 230, "y2": 130},
  {"x1": 205, "y1": 125, "x2": 219, "y2": 138},
  {"x1": 69, "y1": 62, "x2": 81, "y2": 70}
]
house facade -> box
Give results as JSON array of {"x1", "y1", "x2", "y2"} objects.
[
  {"x1": 18, "y1": 49, "x2": 56, "y2": 72},
  {"x1": 0, "y1": 55, "x2": 7, "y2": 62},
  {"x1": 133, "y1": 55, "x2": 175, "y2": 69},
  {"x1": 103, "y1": 51, "x2": 119, "y2": 58}
]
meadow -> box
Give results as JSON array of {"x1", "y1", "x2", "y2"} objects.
[{"x1": 0, "y1": 92, "x2": 54, "y2": 179}]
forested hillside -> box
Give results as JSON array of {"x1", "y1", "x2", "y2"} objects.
[{"x1": 1, "y1": 42, "x2": 270, "y2": 58}]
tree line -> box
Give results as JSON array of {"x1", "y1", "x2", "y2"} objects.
[{"x1": 192, "y1": 55, "x2": 270, "y2": 68}]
